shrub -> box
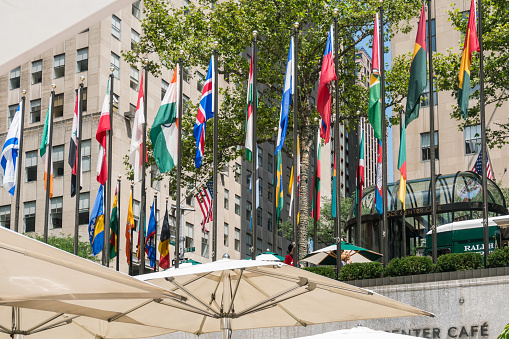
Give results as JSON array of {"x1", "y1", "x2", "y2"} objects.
[
  {"x1": 434, "y1": 252, "x2": 483, "y2": 272},
  {"x1": 338, "y1": 262, "x2": 384, "y2": 281},
  {"x1": 302, "y1": 266, "x2": 337, "y2": 280},
  {"x1": 385, "y1": 256, "x2": 434, "y2": 277},
  {"x1": 487, "y1": 247, "x2": 509, "y2": 268}
]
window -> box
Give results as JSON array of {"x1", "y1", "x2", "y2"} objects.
[
  {"x1": 235, "y1": 195, "x2": 241, "y2": 215},
  {"x1": 268, "y1": 154, "x2": 273, "y2": 173},
  {"x1": 54, "y1": 54, "x2": 65, "y2": 79},
  {"x1": 130, "y1": 66, "x2": 139, "y2": 91},
  {"x1": 82, "y1": 87, "x2": 88, "y2": 112},
  {"x1": 80, "y1": 139, "x2": 91, "y2": 172},
  {"x1": 52, "y1": 145, "x2": 65, "y2": 177},
  {"x1": 113, "y1": 94, "x2": 119, "y2": 114},
  {"x1": 224, "y1": 189, "x2": 229, "y2": 209},
  {"x1": 257, "y1": 208, "x2": 262, "y2": 227},
  {"x1": 150, "y1": 165, "x2": 160, "y2": 190},
  {"x1": 201, "y1": 229, "x2": 209, "y2": 258},
  {"x1": 465, "y1": 125, "x2": 481, "y2": 155},
  {"x1": 246, "y1": 233, "x2": 253, "y2": 256},
  {"x1": 257, "y1": 146, "x2": 263, "y2": 167},
  {"x1": 234, "y1": 227, "x2": 240, "y2": 251},
  {"x1": 224, "y1": 223, "x2": 229, "y2": 247},
  {"x1": 183, "y1": 68, "x2": 189, "y2": 83},
  {"x1": 185, "y1": 222, "x2": 194, "y2": 248},
  {"x1": 196, "y1": 72, "x2": 204, "y2": 92},
  {"x1": 421, "y1": 131, "x2": 439, "y2": 161},
  {"x1": 186, "y1": 195, "x2": 194, "y2": 207},
  {"x1": 256, "y1": 238, "x2": 262, "y2": 255},
  {"x1": 31, "y1": 60, "x2": 42, "y2": 85},
  {"x1": 258, "y1": 178, "x2": 263, "y2": 198},
  {"x1": 169, "y1": 215, "x2": 176, "y2": 244},
  {"x1": 111, "y1": 15, "x2": 121, "y2": 40},
  {"x1": 246, "y1": 170, "x2": 251, "y2": 187},
  {"x1": 9, "y1": 67, "x2": 20, "y2": 90},
  {"x1": 24, "y1": 201, "x2": 36, "y2": 232},
  {"x1": 25, "y1": 151, "x2": 38, "y2": 182},
  {"x1": 246, "y1": 201, "x2": 252, "y2": 221},
  {"x1": 422, "y1": 77, "x2": 438, "y2": 107},
  {"x1": 234, "y1": 163, "x2": 241, "y2": 183},
  {"x1": 79, "y1": 193, "x2": 90, "y2": 225},
  {"x1": 277, "y1": 247, "x2": 283, "y2": 256},
  {"x1": 131, "y1": 29, "x2": 140, "y2": 50},
  {"x1": 267, "y1": 242, "x2": 273, "y2": 252},
  {"x1": 133, "y1": 199, "x2": 140, "y2": 230},
  {"x1": 426, "y1": 19, "x2": 436, "y2": 52},
  {"x1": 77, "y1": 48, "x2": 89, "y2": 73},
  {"x1": 268, "y1": 212, "x2": 273, "y2": 231},
  {"x1": 8, "y1": 104, "x2": 18, "y2": 127},
  {"x1": 53, "y1": 94, "x2": 64, "y2": 118},
  {"x1": 0, "y1": 206, "x2": 11, "y2": 229},
  {"x1": 161, "y1": 80, "x2": 169, "y2": 100},
  {"x1": 50, "y1": 197, "x2": 63, "y2": 229},
  {"x1": 111, "y1": 53, "x2": 120, "y2": 79},
  {"x1": 183, "y1": 94, "x2": 190, "y2": 112},
  {"x1": 268, "y1": 183, "x2": 273, "y2": 202},
  {"x1": 132, "y1": 0, "x2": 141, "y2": 19}
]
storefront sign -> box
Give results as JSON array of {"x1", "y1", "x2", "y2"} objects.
[{"x1": 389, "y1": 323, "x2": 488, "y2": 338}]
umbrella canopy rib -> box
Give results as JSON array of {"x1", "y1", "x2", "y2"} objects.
[
  {"x1": 165, "y1": 277, "x2": 220, "y2": 316},
  {"x1": 25, "y1": 312, "x2": 66, "y2": 333},
  {"x1": 227, "y1": 269, "x2": 244, "y2": 315},
  {"x1": 107, "y1": 299, "x2": 160, "y2": 322}
]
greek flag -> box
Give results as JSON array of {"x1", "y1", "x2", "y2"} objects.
[
  {"x1": 275, "y1": 37, "x2": 294, "y2": 155},
  {"x1": 1, "y1": 102, "x2": 22, "y2": 195}
]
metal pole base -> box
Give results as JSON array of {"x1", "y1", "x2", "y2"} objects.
[{"x1": 221, "y1": 317, "x2": 232, "y2": 339}]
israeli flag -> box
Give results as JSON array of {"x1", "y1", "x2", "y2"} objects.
[
  {"x1": 275, "y1": 37, "x2": 294, "y2": 155},
  {"x1": 1, "y1": 102, "x2": 22, "y2": 195}
]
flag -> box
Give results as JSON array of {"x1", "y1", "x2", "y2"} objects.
[
  {"x1": 125, "y1": 188, "x2": 135, "y2": 265},
  {"x1": 145, "y1": 201, "x2": 156, "y2": 269},
  {"x1": 136, "y1": 217, "x2": 145, "y2": 261},
  {"x1": 88, "y1": 185, "x2": 104, "y2": 256},
  {"x1": 1, "y1": 102, "x2": 22, "y2": 195},
  {"x1": 275, "y1": 37, "x2": 294, "y2": 155},
  {"x1": 317, "y1": 26, "x2": 337, "y2": 144},
  {"x1": 248, "y1": 147, "x2": 260, "y2": 231},
  {"x1": 109, "y1": 186, "x2": 119, "y2": 259},
  {"x1": 194, "y1": 57, "x2": 214, "y2": 168},
  {"x1": 375, "y1": 140, "x2": 383, "y2": 215},
  {"x1": 405, "y1": 4, "x2": 428, "y2": 127},
  {"x1": 398, "y1": 124, "x2": 407, "y2": 210},
  {"x1": 311, "y1": 127, "x2": 321, "y2": 221},
  {"x1": 245, "y1": 53, "x2": 254, "y2": 161},
  {"x1": 331, "y1": 156, "x2": 337, "y2": 218},
  {"x1": 130, "y1": 72, "x2": 146, "y2": 182},
  {"x1": 275, "y1": 151, "x2": 284, "y2": 222},
  {"x1": 159, "y1": 206, "x2": 171, "y2": 269},
  {"x1": 472, "y1": 149, "x2": 493, "y2": 180},
  {"x1": 354, "y1": 126, "x2": 365, "y2": 217},
  {"x1": 458, "y1": 0, "x2": 480, "y2": 120},
  {"x1": 195, "y1": 180, "x2": 213, "y2": 232},
  {"x1": 151, "y1": 65, "x2": 179, "y2": 173},
  {"x1": 96, "y1": 78, "x2": 110, "y2": 185},
  {"x1": 289, "y1": 136, "x2": 300, "y2": 224},
  {"x1": 69, "y1": 89, "x2": 82, "y2": 197},
  {"x1": 368, "y1": 13, "x2": 382, "y2": 140},
  {"x1": 40, "y1": 95, "x2": 53, "y2": 198}
]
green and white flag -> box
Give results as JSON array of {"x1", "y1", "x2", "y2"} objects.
[{"x1": 150, "y1": 65, "x2": 179, "y2": 173}]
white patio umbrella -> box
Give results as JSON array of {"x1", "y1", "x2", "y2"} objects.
[
  {"x1": 302, "y1": 242, "x2": 382, "y2": 266},
  {"x1": 295, "y1": 326, "x2": 417, "y2": 339},
  {"x1": 137, "y1": 256, "x2": 433, "y2": 339},
  {"x1": 0, "y1": 227, "x2": 187, "y2": 338}
]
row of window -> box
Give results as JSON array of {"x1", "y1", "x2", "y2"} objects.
[
  {"x1": 419, "y1": 125, "x2": 481, "y2": 161},
  {"x1": 245, "y1": 233, "x2": 282, "y2": 257}
]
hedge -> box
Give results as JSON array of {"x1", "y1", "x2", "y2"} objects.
[
  {"x1": 384, "y1": 256, "x2": 434, "y2": 277},
  {"x1": 338, "y1": 262, "x2": 384, "y2": 281},
  {"x1": 487, "y1": 247, "x2": 509, "y2": 268},
  {"x1": 435, "y1": 252, "x2": 483, "y2": 272},
  {"x1": 302, "y1": 266, "x2": 336, "y2": 279}
]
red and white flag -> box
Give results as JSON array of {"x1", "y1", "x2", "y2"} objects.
[
  {"x1": 130, "y1": 72, "x2": 146, "y2": 182},
  {"x1": 195, "y1": 183, "x2": 213, "y2": 232},
  {"x1": 96, "y1": 78, "x2": 110, "y2": 184}
]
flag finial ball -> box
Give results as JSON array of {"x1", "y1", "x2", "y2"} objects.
[
  {"x1": 22, "y1": 89, "x2": 26, "y2": 95},
  {"x1": 80, "y1": 76, "x2": 85, "y2": 82},
  {"x1": 252, "y1": 30, "x2": 258, "y2": 38},
  {"x1": 213, "y1": 41, "x2": 219, "y2": 48},
  {"x1": 179, "y1": 50, "x2": 184, "y2": 56},
  {"x1": 294, "y1": 22, "x2": 299, "y2": 29},
  {"x1": 314, "y1": 117, "x2": 319, "y2": 122},
  {"x1": 333, "y1": 8, "x2": 339, "y2": 16},
  {"x1": 118, "y1": 175, "x2": 122, "y2": 179},
  {"x1": 273, "y1": 126, "x2": 278, "y2": 132},
  {"x1": 356, "y1": 110, "x2": 361, "y2": 115},
  {"x1": 110, "y1": 67, "x2": 115, "y2": 73},
  {"x1": 51, "y1": 84, "x2": 56, "y2": 89}
]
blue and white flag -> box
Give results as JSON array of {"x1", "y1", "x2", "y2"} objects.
[
  {"x1": 145, "y1": 201, "x2": 156, "y2": 269},
  {"x1": 194, "y1": 56, "x2": 215, "y2": 168},
  {"x1": 1, "y1": 102, "x2": 22, "y2": 195},
  {"x1": 275, "y1": 37, "x2": 294, "y2": 155}
]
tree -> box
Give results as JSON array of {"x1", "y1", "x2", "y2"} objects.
[
  {"x1": 125, "y1": 0, "x2": 424, "y2": 259},
  {"x1": 30, "y1": 233, "x2": 98, "y2": 262}
]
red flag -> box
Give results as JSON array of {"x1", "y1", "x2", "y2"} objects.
[
  {"x1": 317, "y1": 26, "x2": 337, "y2": 144},
  {"x1": 96, "y1": 78, "x2": 110, "y2": 184}
]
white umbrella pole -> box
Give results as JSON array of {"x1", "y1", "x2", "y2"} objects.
[{"x1": 221, "y1": 271, "x2": 232, "y2": 339}]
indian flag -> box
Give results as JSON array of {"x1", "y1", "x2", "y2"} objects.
[
  {"x1": 458, "y1": 0, "x2": 480, "y2": 120},
  {"x1": 245, "y1": 53, "x2": 254, "y2": 161},
  {"x1": 40, "y1": 95, "x2": 53, "y2": 198},
  {"x1": 368, "y1": 13, "x2": 382, "y2": 140},
  {"x1": 150, "y1": 65, "x2": 179, "y2": 173}
]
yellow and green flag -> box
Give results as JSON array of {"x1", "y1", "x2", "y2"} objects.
[
  {"x1": 109, "y1": 186, "x2": 118, "y2": 259},
  {"x1": 275, "y1": 152, "x2": 284, "y2": 222}
]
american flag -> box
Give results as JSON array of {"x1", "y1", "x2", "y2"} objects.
[
  {"x1": 195, "y1": 180, "x2": 213, "y2": 232},
  {"x1": 472, "y1": 149, "x2": 493, "y2": 180}
]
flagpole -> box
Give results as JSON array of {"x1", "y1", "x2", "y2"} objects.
[
  {"x1": 272, "y1": 127, "x2": 278, "y2": 252},
  {"x1": 154, "y1": 192, "x2": 158, "y2": 271},
  {"x1": 426, "y1": 0, "x2": 438, "y2": 263},
  {"x1": 292, "y1": 22, "x2": 299, "y2": 266},
  {"x1": 477, "y1": 0, "x2": 489, "y2": 264},
  {"x1": 103, "y1": 70, "x2": 115, "y2": 266},
  {"x1": 129, "y1": 182, "x2": 134, "y2": 275},
  {"x1": 139, "y1": 60, "x2": 149, "y2": 274},
  {"x1": 379, "y1": 4, "x2": 389, "y2": 266},
  {"x1": 251, "y1": 31, "x2": 258, "y2": 260},
  {"x1": 116, "y1": 176, "x2": 121, "y2": 271},
  {"x1": 399, "y1": 111, "x2": 407, "y2": 257},
  {"x1": 356, "y1": 117, "x2": 362, "y2": 246},
  {"x1": 333, "y1": 7, "x2": 342, "y2": 277},
  {"x1": 13, "y1": 90, "x2": 26, "y2": 233},
  {"x1": 313, "y1": 118, "x2": 318, "y2": 252},
  {"x1": 74, "y1": 78, "x2": 84, "y2": 255},
  {"x1": 175, "y1": 51, "x2": 184, "y2": 268},
  {"x1": 212, "y1": 41, "x2": 219, "y2": 262},
  {"x1": 43, "y1": 85, "x2": 55, "y2": 244}
]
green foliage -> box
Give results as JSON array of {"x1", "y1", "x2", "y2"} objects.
[
  {"x1": 302, "y1": 266, "x2": 336, "y2": 280},
  {"x1": 338, "y1": 262, "x2": 384, "y2": 281},
  {"x1": 498, "y1": 323, "x2": 509, "y2": 339},
  {"x1": 487, "y1": 247, "x2": 509, "y2": 268},
  {"x1": 385, "y1": 256, "x2": 434, "y2": 277},
  {"x1": 435, "y1": 252, "x2": 484, "y2": 272},
  {"x1": 30, "y1": 233, "x2": 98, "y2": 262}
]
